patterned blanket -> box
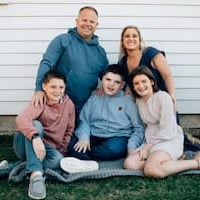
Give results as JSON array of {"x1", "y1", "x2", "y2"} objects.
[{"x1": 1, "y1": 159, "x2": 199, "y2": 183}]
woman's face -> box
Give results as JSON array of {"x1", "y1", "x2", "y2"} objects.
[
  {"x1": 132, "y1": 74, "x2": 154, "y2": 100},
  {"x1": 122, "y1": 28, "x2": 141, "y2": 51}
]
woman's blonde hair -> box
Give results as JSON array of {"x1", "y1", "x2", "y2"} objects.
[{"x1": 118, "y1": 25, "x2": 144, "y2": 60}]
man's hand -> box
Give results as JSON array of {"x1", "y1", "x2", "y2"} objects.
[
  {"x1": 31, "y1": 91, "x2": 45, "y2": 107},
  {"x1": 74, "y1": 140, "x2": 90, "y2": 153}
]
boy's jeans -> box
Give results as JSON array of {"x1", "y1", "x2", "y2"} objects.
[
  {"x1": 13, "y1": 121, "x2": 63, "y2": 174},
  {"x1": 68, "y1": 135, "x2": 128, "y2": 161}
]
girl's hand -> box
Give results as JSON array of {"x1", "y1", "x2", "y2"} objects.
[{"x1": 138, "y1": 148, "x2": 148, "y2": 161}]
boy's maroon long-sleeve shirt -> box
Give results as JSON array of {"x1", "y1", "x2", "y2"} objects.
[{"x1": 15, "y1": 95, "x2": 75, "y2": 156}]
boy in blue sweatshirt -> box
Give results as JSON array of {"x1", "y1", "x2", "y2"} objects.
[{"x1": 60, "y1": 64, "x2": 144, "y2": 173}]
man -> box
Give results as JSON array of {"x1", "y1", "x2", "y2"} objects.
[{"x1": 31, "y1": 6, "x2": 108, "y2": 121}]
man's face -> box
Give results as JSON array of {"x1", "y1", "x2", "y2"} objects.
[
  {"x1": 102, "y1": 72, "x2": 124, "y2": 96},
  {"x1": 76, "y1": 9, "x2": 98, "y2": 40}
]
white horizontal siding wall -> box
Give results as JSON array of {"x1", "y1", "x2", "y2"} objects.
[{"x1": 0, "y1": 0, "x2": 200, "y2": 114}]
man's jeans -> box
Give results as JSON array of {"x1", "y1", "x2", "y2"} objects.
[{"x1": 13, "y1": 121, "x2": 63, "y2": 174}]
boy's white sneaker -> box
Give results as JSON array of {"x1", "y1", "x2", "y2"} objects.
[
  {"x1": 60, "y1": 157, "x2": 99, "y2": 173},
  {"x1": 0, "y1": 160, "x2": 9, "y2": 170}
]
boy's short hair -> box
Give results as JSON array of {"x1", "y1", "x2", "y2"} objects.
[
  {"x1": 43, "y1": 69, "x2": 66, "y2": 85},
  {"x1": 103, "y1": 64, "x2": 125, "y2": 81}
]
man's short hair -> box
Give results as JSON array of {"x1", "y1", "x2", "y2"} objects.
[{"x1": 79, "y1": 6, "x2": 98, "y2": 16}]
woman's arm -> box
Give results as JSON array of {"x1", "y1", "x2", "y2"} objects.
[{"x1": 152, "y1": 53, "x2": 177, "y2": 111}]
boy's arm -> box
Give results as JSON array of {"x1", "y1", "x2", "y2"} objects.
[
  {"x1": 15, "y1": 103, "x2": 43, "y2": 140},
  {"x1": 73, "y1": 105, "x2": 91, "y2": 153},
  {"x1": 126, "y1": 99, "x2": 145, "y2": 151},
  {"x1": 35, "y1": 35, "x2": 66, "y2": 91},
  {"x1": 58, "y1": 106, "x2": 75, "y2": 156},
  {"x1": 75, "y1": 95, "x2": 94, "y2": 140},
  {"x1": 32, "y1": 36, "x2": 67, "y2": 106}
]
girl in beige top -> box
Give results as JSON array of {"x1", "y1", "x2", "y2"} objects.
[{"x1": 124, "y1": 66, "x2": 200, "y2": 178}]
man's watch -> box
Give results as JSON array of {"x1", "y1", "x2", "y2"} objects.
[{"x1": 31, "y1": 133, "x2": 40, "y2": 141}]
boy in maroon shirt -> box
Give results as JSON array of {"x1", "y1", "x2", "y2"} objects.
[{"x1": 13, "y1": 69, "x2": 75, "y2": 199}]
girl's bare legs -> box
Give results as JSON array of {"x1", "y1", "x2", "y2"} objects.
[
  {"x1": 124, "y1": 153, "x2": 145, "y2": 170},
  {"x1": 144, "y1": 150, "x2": 200, "y2": 178}
]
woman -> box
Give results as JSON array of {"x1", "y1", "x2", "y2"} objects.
[
  {"x1": 118, "y1": 25, "x2": 200, "y2": 152},
  {"x1": 123, "y1": 66, "x2": 200, "y2": 178}
]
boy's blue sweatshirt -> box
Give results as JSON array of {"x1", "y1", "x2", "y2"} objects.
[
  {"x1": 75, "y1": 91, "x2": 145, "y2": 150},
  {"x1": 35, "y1": 27, "x2": 108, "y2": 112}
]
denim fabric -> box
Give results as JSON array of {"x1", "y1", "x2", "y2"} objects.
[
  {"x1": 68, "y1": 135, "x2": 128, "y2": 161},
  {"x1": 184, "y1": 134, "x2": 200, "y2": 152},
  {"x1": 176, "y1": 112, "x2": 200, "y2": 152},
  {"x1": 13, "y1": 121, "x2": 63, "y2": 174}
]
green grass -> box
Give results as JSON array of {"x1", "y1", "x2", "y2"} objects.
[{"x1": 0, "y1": 135, "x2": 199, "y2": 200}]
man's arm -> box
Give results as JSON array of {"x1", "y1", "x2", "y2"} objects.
[{"x1": 32, "y1": 35, "x2": 66, "y2": 106}]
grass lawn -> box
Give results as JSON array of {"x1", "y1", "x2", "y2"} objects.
[{"x1": 0, "y1": 135, "x2": 199, "y2": 200}]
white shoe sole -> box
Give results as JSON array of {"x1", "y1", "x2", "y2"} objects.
[
  {"x1": 0, "y1": 160, "x2": 9, "y2": 170},
  {"x1": 60, "y1": 157, "x2": 99, "y2": 173}
]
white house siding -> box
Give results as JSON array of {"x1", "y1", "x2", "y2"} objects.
[{"x1": 0, "y1": 0, "x2": 200, "y2": 115}]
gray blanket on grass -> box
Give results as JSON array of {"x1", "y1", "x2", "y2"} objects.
[{"x1": 5, "y1": 159, "x2": 200, "y2": 183}]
